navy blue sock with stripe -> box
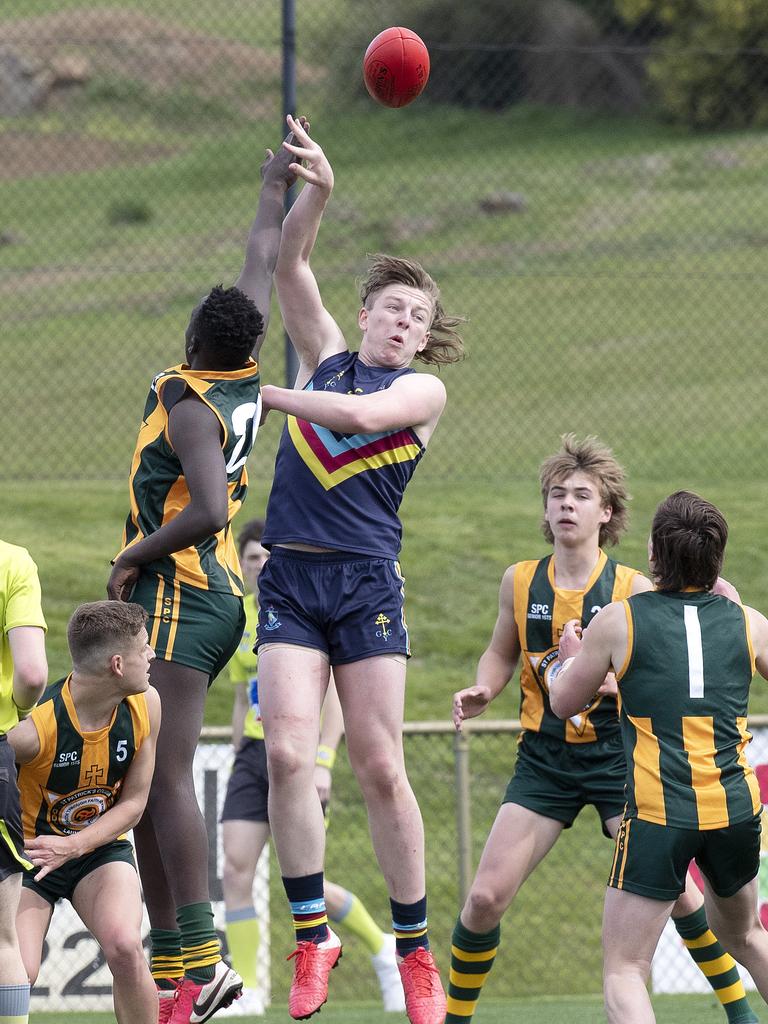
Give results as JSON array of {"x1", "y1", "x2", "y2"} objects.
[
  {"x1": 283, "y1": 872, "x2": 329, "y2": 944},
  {"x1": 391, "y1": 895, "x2": 429, "y2": 957}
]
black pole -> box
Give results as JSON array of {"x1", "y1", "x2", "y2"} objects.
[{"x1": 282, "y1": 0, "x2": 300, "y2": 387}]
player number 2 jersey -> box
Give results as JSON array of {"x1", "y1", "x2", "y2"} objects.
[
  {"x1": 117, "y1": 362, "x2": 261, "y2": 595},
  {"x1": 514, "y1": 550, "x2": 639, "y2": 744},
  {"x1": 16, "y1": 677, "x2": 151, "y2": 841},
  {"x1": 617, "y1": 589, "x2": 761, "y2": 829}
]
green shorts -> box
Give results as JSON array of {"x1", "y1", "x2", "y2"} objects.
[
  {"x1": 503, "y1": 730, "x2": 627, "y2": 837},
  {"x1": 132, "y1": 572, "x2": 245, "y2": 682},
  {"x1": 23, "y1": 838, "x2": 136, "y2": 905},
  {"x1": 608, "y1": 814, "x2": 762, "y2": 902}
]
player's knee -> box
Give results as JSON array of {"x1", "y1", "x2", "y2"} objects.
[
  {"x1": 102, "y1": 930, "x2": 145, "y2": 971},
  {"x1": 266, "y1": 739, "x2": 313, "y2": 783},
  {"x1": 222, "y1": 855, "x2": 253, "y2": 893},
  {"x1": 464, "y1": 882, "x2": 511, "y2": 926},
  {"x1": 352, "y1": 751, "x2": 404, "y2": 798}
]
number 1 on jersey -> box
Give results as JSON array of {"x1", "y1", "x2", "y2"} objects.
[{"x1": 684, "y1": 604, "x2": 704, "y2": 698}]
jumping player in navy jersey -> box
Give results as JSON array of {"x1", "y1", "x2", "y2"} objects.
[{"x1": 255, "y1": 114, "x2": 465, "y2": 1024}]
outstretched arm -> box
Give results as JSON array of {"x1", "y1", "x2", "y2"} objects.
[
  {"x1": 453, "y1": 565, "x2": 521, "y2": 730},
  {"x1": 234, "y1": 119, "x2": 309, "y2": 357},
  {"x1": 274, "y1": 114, "x2": 347, "y2": 378},
  {"x1": 24, "y1": 688, "x2": 161, "y2": 880},
  {"x1": 262, "y1": 371, "x2": 446, "y2": 442},
  {"x1": 108, "y1": 395, "x2": 228, "y2": 600}
]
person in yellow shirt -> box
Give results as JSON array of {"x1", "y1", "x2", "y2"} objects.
[
  {"x1": 0, "y1": 539, "x2": 47, "y2": 1024},
  {"x1": 219, "y1": 520, "x2": 404, "y2": 1016}
]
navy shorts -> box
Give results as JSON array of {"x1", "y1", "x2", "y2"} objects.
[
  {"x1": 220, "y1": 738, "x2": 269, "y2": 824},
  {"x1": 256, "y1": 547, "x2": 411, "y2": 665},
  {"x1": 0, "y1": 735, "x2": 31, "y2": 880}
]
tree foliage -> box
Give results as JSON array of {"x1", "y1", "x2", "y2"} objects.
[{"x1": 617, "y1": 0, "x2": 768, "y2": 128}]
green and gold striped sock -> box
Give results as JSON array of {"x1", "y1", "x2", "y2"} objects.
[
  {"x1": 149, "y1": 928, "x2": 184, "y2": 989},
  {"x1": 177, "y1": 902, "x2": 221, "y2": 983},
  {"x1": 445, "y1": 918, "x2": 500, "y2": 1023},
  {"x1": 674, "y1": 907, "x2": 758, "y2": 1023}
]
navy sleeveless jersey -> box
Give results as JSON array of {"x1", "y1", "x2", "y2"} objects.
[{"x1": 263, "y1": 351, "x2": 426, "y2": 558}]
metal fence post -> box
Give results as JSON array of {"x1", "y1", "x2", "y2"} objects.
[{"x1": 454, "y1": 727, "x2": 472, "y2": 906}]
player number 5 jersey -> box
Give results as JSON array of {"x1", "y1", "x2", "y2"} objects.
[{"x1": 17, "y1": 677, "x2": 151, "y2": 841}]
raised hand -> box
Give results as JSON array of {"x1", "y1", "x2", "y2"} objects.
[
  {"x1": 261, "y1": 115, "x2": 311, "y2": 190},
  {"x1": 282, "y1": 113, "x2": 334, "y2": 193}
]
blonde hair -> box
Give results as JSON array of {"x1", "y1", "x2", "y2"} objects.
[
  {"x1": 358, "y1": 253, "x2": 466, "y2": 367},
  {"x1": 539, "y1": 434, "x2": 629, "y2": 547}
]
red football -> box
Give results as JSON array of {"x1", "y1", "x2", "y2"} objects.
[{"x1": 363, "y1": 27, "x2": 430, "y2": 109}]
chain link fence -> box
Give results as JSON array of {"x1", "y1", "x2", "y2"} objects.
[
  {"x1": 34, "y1": 722, "x2": 768, "y2": 1008},
  {"x1": 3, "y1": 0, "x2": 768, "y2": 485},
  {"x1": 5, "y1": 0, "x2": 768, "y2": 1008}
]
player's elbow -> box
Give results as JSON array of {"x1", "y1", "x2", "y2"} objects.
[
  {"x1": 14, "y1": 661, "x2": 48, "y2": 698},
  {"x1": 548, "y1": 686, "x2": 572, "y2": 719}
]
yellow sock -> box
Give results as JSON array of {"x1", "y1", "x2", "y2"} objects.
[
  {"x1": 329, "y1": 888, "x2": 385, "y2": 955},
  {"x1": 225, "y1": 907, "x2": 260, "y2": 988}
]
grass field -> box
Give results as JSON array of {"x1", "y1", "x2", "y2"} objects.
[
  {"x1": 4, "y1": 0, "x2": 768, "y2": 1012},
  {"x1": 28, "y1": 993, "x2": 768, "y2": 1022}
]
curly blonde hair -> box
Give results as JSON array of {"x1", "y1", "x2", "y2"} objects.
[
  {"x1": 539, "y1": 434, "x2": 630, "y2": 548},
  {"x1": 358, "y1": 253, "x2": 466, "y2": 367}
]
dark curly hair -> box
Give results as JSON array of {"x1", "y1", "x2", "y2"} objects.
[{"x1": 188, "y1": 285, "x2": 264, "y2": 368}]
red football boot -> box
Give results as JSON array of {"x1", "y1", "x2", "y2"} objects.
[
  {"x1": 287, "y1": 928, "x2": 342, "y2": 1020},
  {"x1": 157, "y1": 981, "x2": 180, "y2": 1024},
  {"x1": 398, "y1": 947, "x2": 447, "y2": 1024},
  {"x1": 169, "y1": 961, "x2": 243, "y2": 1024}
]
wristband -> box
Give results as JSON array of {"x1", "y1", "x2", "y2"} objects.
[
  {"x1": 315, "y1": 744, "x2": 337, "y2": 770},
  {"x1": 12, "y1": 697, "x2": 37, "y2": 720}
]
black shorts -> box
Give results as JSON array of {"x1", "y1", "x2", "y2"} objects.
[
  {"x1": 503, "y1": 730, "x2": 627, "y2": 836},
  {"x1": 220, "y1": 738, "x2": 269, "y2": 824},
  {"x1": 0, "y1": 735, "x2": 31, "y2": 880},
  {"x1": 22, "y1": 838, "x2": 137, "y2": 906},
  {"x1": 609, "y1": 814, "x2": 762, "y2": 901}
]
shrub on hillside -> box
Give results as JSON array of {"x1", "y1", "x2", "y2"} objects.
[{"x1": 617, "y1": 0, "x2": 768, "y2": 128}]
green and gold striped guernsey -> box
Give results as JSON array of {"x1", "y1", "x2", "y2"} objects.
[
  {"x1": 514, "y1": 550, "x2": 639, "y2": 743},
  {"x1": 116, "y1": 362, "x2": 261, "y2": 596},
  {"x1": 17, "y1": 676, "x2": 150, "y2": 841},
  {"x1": 617, "y1": 590, "x2": 761, "y2": 829}
]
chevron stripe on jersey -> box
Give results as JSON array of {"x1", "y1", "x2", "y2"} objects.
[
  {"x1": 17, "y1": 676, "x2": 151, "y2": 841},
  {"x1": 514, "y1": 550, "x2": 639, "y2": 744},
  {"x1": 617, "y1": 590, "x2": 761, "y2": 829},
  {"x1": 263, "y1": 351, "x2": 425, "y2": 559},
  {"x1": 117, "y1": 362, "x2": 261, "y2": 595}
]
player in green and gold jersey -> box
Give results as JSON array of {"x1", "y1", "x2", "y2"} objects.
[
  {"x1": 106, "y1": 123, "x2": 308, "y2": 1024},
  {"x1": 10, "y1": 601, "x2": 160, "y2": 1024},
  {"x1": 552, "y1": 489, "x2": 768, "y2": 1023},
  {"x1": 447, "y1": 438, "x2": 758, "y2": 1024},
  {"x1": 0, "y1": 540, "x2": 47, "y2": 1024}
]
